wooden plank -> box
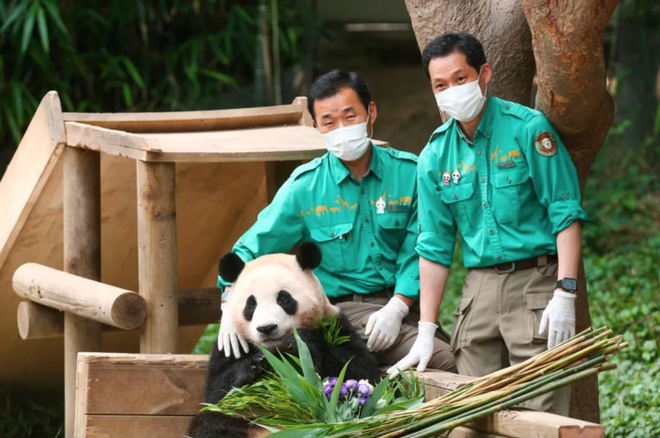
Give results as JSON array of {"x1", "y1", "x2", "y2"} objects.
[
  {"x1": 0, "y1": 91, "x2": 66, "y2": 269},
  {"x1": 66, "y1": 121, "x2": 389, "y2": 163},
  {"x1": 137, "y1": 161, "x2": 179, "y2": 354},
  {"x1": 63, "y1": 145, "x2": 102, "y2": 438},
  {"x1": 83, "y1": 415, "x2": 194, "y2": 438},
  {"x1": 13, "y1": 263, "x2": 147, "y2": 330},
  {"x1": 63, "y1": 102, "x2": 304, "y2": 133}
]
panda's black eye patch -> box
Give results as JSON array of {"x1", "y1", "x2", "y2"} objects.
[
  {"x1": 243, "y1": 295, "x2": 257, "y2": 321},
  {"x1": 277, "y1": 290, "x2": 298, "y2": 316}
]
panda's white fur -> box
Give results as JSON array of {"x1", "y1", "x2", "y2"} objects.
[{"x1": 225, "y1": 252, "x2": 339, "y2": 349}]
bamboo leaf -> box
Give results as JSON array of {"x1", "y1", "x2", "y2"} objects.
[
  {"x1": 36, "y1": 6, "x2": 49, "y2": 54},
  {"x1": 20, "y1": 3, "x2": 38, "y2": 54},
  {"x1": 292, "y1": 329, "x2": 324, "y2": 392},
  {"x1": 233, "y1": 5, "x2": 255, "y2": 25},
  {"x1": 12, "y1": 83, "x2": 24, "y2": 125},
  {"x1": 200, "y1": 69, "x2": 236, "y2": 85},
  {"x1": 359, "y1": 376, "x2": 389, "y2": 419},
  {"x1": 328, "y1": 361, "x2": 350, "y2": 423},
  {"x1": 43, "y1": 0, "x2": 68, "y2": 35},
  {"x1": 122, "y1": 58, "x2": 145, "y2": 89},
  {"x1": 0, "y1": 0, "x2": 28, "y2": 34},
  {"x1": 122, "y1": 83, "x2": 133, "y2": 107}
]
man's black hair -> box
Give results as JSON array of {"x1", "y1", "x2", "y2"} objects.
[
  {"x1": 421, "y1": 32, "x2": 487, "y2": 79},
  {"x1": 307, "y1": 69, "x2": 371, "y2": 121}
]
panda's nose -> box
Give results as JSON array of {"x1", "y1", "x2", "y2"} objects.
[{"x1": 257, "y1": 324, "x2": 278, "y2": 335}]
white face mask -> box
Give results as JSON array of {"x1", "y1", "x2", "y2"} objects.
[
  {"x1": 321, "y1": 111, "x2": 372, "y2": 161},
  {"x1": 434, "y1": 68, "x2": 487, "y2": 122}
]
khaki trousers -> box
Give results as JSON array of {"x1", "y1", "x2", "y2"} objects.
[
  {"x1": 450, "y1": 262, "x2": 571, "y2": 416},
  {"x1": 336, "y1": 295, "x2": 458, "y2": 373}
]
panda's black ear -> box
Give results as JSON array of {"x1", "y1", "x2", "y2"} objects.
[
  {"x1": 296, "y1": 242, "x2": 322, "y2": 271},
  {"x1": 218, "y1": 252, "x2": 245, "y2": 283}
]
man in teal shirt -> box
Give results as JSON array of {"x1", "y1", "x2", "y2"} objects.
[
  {"x1": 217, "y1": 69, "x2": 456, "y2": 373},
  {"x1": 388, "y1": 33, "x2": 589, "y2": 416}
]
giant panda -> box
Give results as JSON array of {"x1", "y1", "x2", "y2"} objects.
[{"x1": 187, "y1": 242, "x2": 382, "y2": 438}]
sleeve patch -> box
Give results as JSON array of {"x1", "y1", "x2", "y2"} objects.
[{"x1": 535, "y1": 131, "x2": 558, "y2": 157}]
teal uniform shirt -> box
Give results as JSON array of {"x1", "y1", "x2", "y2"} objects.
[
  {"x1": 416, "y1": 95, "x2": 590, "y2": 268},
  {"x1": 219, "y1": 143, "x2": 421, "y2": 300}
]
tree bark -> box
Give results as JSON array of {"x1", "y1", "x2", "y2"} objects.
[
  {"x1": 405, "y1": 0, "x2": 618, "y2": 424},
  {"x1": 404, "y1": 0, "x2": 535, "y2": 107}
]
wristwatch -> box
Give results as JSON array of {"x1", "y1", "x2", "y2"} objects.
[{"x1": 556, "y1": 278, "x2": 578, "y2": 293}]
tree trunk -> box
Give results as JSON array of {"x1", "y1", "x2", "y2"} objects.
[
  {"x1": 405, "y1": 0, "x2": 618, "y2": 424},
  {"x1": 404, "y1": 1, "x2": 535, "y2": 107}
]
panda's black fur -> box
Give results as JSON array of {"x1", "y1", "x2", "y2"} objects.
[{"x1": 187, "y1": 242, "x2": 382, "y2": 438}]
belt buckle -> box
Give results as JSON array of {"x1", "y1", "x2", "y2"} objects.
[{"x1": 495, "y1": 261, "x2": 516, "y2": 274}]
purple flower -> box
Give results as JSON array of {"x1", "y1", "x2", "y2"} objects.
[
  {"x1": 357, "y1": 383, "x2": 372, "y2": 397},
  {"x1": 358, "y1": 396, "x2": 368, "y2": 406},
  {"x1": 324, "y1": 384, "x2": 334, "y2": 400},
  {"x1": 344, "y1": 379, "x2": 358, "y2": 391},
  {"x1": 328, "y1": 377, "x2": 338, "y2": 386},
  {"x1": 339, "y1": 383, "x2": 349, "y2": 400}
]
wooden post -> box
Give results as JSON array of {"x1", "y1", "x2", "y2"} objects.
[
  {"x1": 136, "y1": 161, "x2": 178, "y2": 354},
  {"x1": 63, "y1": 146, "x2": 101, "y2": 438}
]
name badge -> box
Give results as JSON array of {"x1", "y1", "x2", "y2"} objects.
[
  {"x1": 496, "y1": 160, "x2": 516, "y2": 169},
  {"x1": 387, "y1": 204, "x2": 410, "y2": 213}
]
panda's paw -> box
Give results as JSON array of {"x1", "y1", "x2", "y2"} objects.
[{"x1": 248, "y1": 352, "x2": 268, "y2": 379}]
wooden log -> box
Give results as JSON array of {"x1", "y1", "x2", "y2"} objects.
[
  {"x1": 74, "y1": 353, "x2": 606, "y2": 438},
  {"x1": 137, "y1": 160, "x2": 178, "y2": 354},
  {"x1": 63, "y1": 146, "x2": 102, "y2": 438},
  {"x1": 18, "y1": 288, "x2": 221, "y2": 340},
  {"x1": 12, "y1": 263, "x2": 147, "y2": 330}
]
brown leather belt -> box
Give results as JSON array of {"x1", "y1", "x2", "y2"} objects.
[{"x1": 483, "y1": 254, "x2": 558, "y2": 275}]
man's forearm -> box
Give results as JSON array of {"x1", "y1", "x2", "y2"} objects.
[
  {"x1": 556, "y1": 221, "x2": 582, "y2": 282},
  {"x1": 419, "y1": 257, "x2": 450, "y2": 323}
]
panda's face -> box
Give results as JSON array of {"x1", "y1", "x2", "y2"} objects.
[{"x1": 221, "y1": 246, "x2": 338, "y2": 350}]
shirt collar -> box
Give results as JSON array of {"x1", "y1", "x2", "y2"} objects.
[
  {"x1": 329, "y1": 142, "x2": 382, "y2": 184},
  {"x1": 447, "y1": 93, "x2": 496, "y2": 145}
]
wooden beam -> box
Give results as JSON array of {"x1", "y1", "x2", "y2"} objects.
[
  {"x1": 137, "y1": 161, "x2": 178, "y2": 354},
  {"x1": 63, "y1": 146, "x2": 102, "y2": 438},
  {"x1": 12, "y1": 263, "x2": 147, "y2": 330},
  {"x1": 63, "y1": 102, "x2": 304, "y2": 133},
  {"x1": 17, "y1": 288, "x2": 221, "y2": 340},
  {"x1": 82, "y1": 415, "x2": 195, "y2": 438}
]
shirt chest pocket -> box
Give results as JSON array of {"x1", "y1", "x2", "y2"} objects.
[
  {"x1": 309, "y1": 222, "x2": 353, "y2": 271},
  {"x1": 440, "y1": 182, "x2": 477, "y2": 230},
  {"x1": 491, "y1": 167, "x2": 530, "y2": 224},
  {"x1": 375, "y1": 213, "x2": 408, "y2": 255}
]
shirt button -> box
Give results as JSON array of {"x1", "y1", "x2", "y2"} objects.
[
  {"x1": 564, "y1": 194, "x2": 570, "y2": 199},
  {"x1": 486, "y1": 131, "x2": 490, "y2": 136},
  {"x1": 364, "y1": 217, "x2": 369, "y2": 223},
  {"x1": 483, "y1": 202, "x2": 488, "y2": 208},
  {"x1": 477, "y1": 150, "x2": 482, "y2": 155},
  {"x1": 361, "y1": 189, "x2": 365, "y2": 195},
  {"x1": 331, "y1": 233, "x2": 335, "y2": 237},
  {"x1": 481, "y1": 177, "x2": 486, "y2": 182},
  {"x1": 454, "y1": 194, "x2": 459, "y2": 200},
  {"x1": 377, "y1": 265, "x2": 382, "y2": 270},
  {"x1": 490, "y1": 229, "x2": 494, "y2": 234},
  {"x1": 497, "y1": 255, "x2": 502, "y2": 260},
  {"x1": 370, "y1": 242, "x2": 374, "y2": 247},
  {"x1": 395, "y1": 220, "x2": 400, "y2": 226},
  {"x1": 507, "y1": 178, "x2": 511, "y2": 184},
  {"x1": 505, "y1": 105, "x2": 510, "y2": 109}
]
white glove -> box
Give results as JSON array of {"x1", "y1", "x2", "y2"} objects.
[
  {"x1": 364, "y1": 297, "x2": 410, "y2": 352},
  {"x1": 386, "y1": 321, "x2": 438, "y2": 379},
  {"x1": 218, "y1": 297, "x2": 250, "y2": 358},
  {"x1": 539, "y1": 289, "x2": 576, "y2": 349}
]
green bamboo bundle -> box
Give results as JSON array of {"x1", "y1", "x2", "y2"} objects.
[{"x1": 267, "y1": 326, "x2": 627, "y2": 438}]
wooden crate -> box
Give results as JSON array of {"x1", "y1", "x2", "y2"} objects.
[{"x1": 75, "y1": 353, "x2": 605, "y2": 438}]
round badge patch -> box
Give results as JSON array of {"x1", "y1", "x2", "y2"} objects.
[{"x1": 535, "y1": 131, "x2": 557, "y2": 156}]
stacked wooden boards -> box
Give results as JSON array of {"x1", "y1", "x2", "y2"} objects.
[{"x1": 1, "y1": 91, "x2": 388, "y2": 390}]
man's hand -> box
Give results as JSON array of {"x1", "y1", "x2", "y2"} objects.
[
  {"x1": 218, "y1": 296, "x2": 250, "y2": 358},
  {"x1": 364, "y1": 296, "x2": 410, "y2": 352},
  {"x1": 539, "y1": 289, "x2": 576, "y2": 349},
  {"x1": 386, "y1": 321, "x2": 437, "y2": 378}
]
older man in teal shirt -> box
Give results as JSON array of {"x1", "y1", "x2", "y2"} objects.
[
  {"x1": 388, "y1": 32, "x2": 589, "y2": 416},
  {"x1": 217, "y1": 69, "x2": 456, "y2": 373}
]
